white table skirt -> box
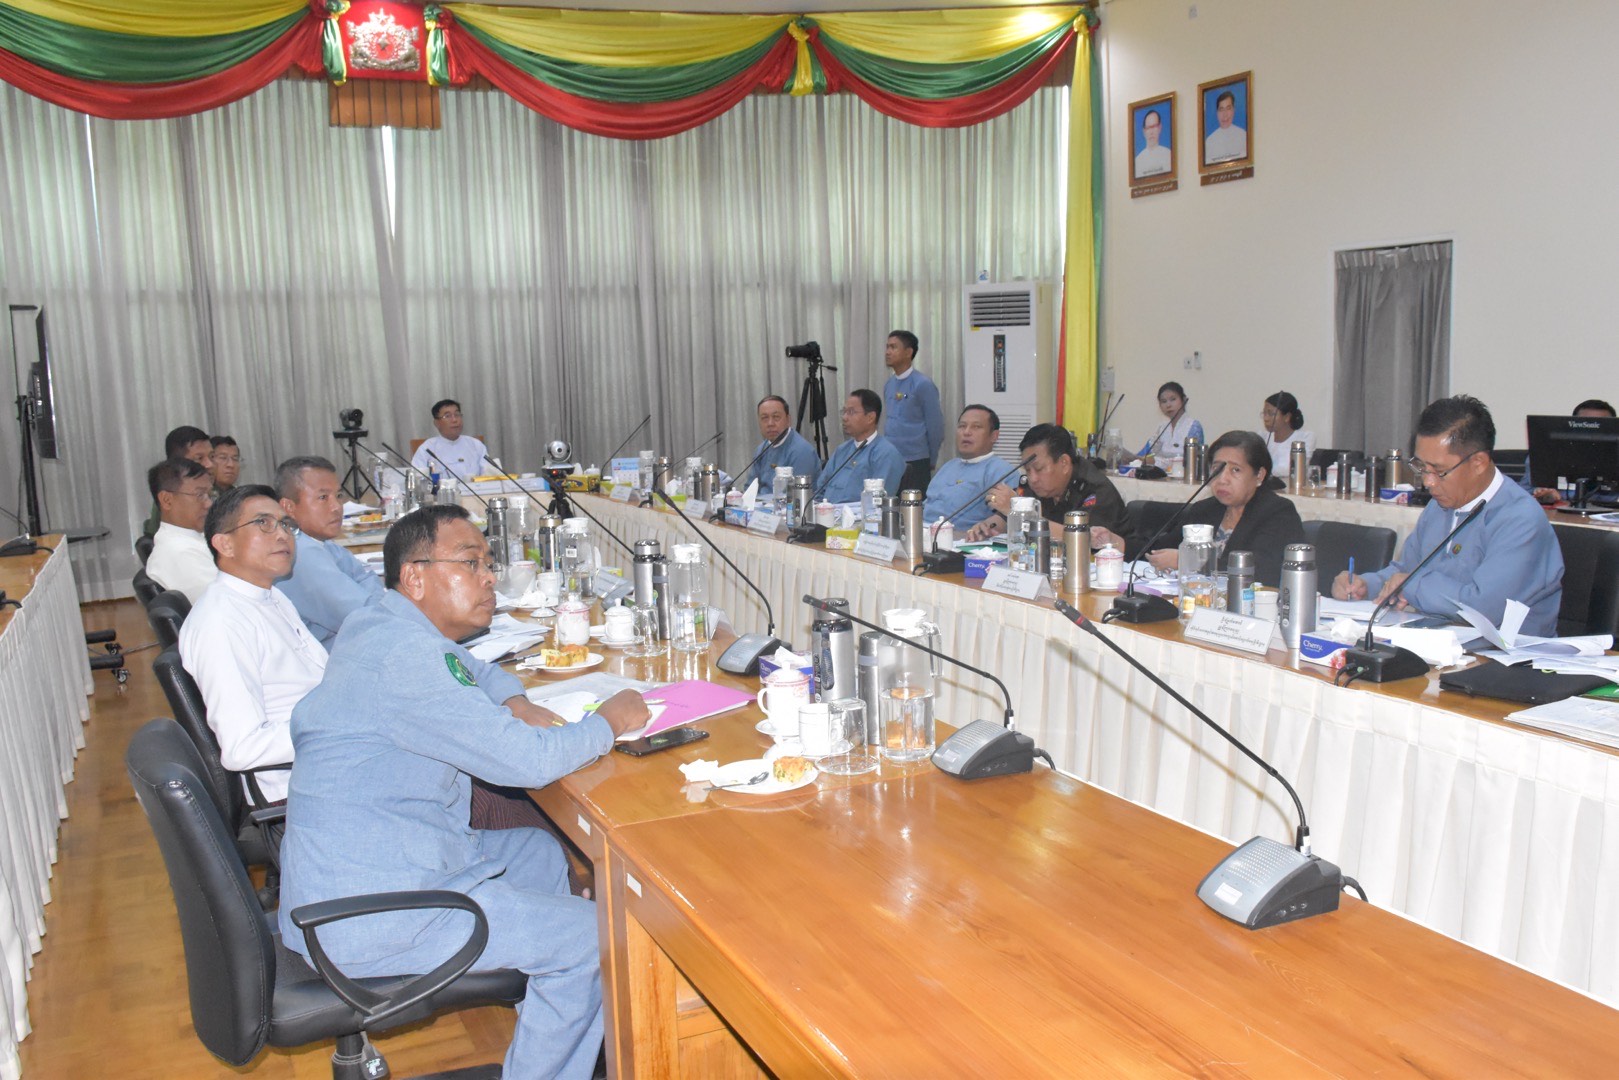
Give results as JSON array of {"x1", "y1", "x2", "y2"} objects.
[
  {"x1": 0, "y1": 545, "x2": 93, "y2": 1080},
  {"x1": 585, "y1": 496, "x2": 1619, "y2": 1009}
]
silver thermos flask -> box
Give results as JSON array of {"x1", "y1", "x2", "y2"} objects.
[
  {"x1": 1386, "y1": 449, "x2": 1407, "y2": 487},
  {"x1": 1226, "y1": 549, "x2": 1256, "y2": 615},
  {"x1": 1288, "y1": 442, "x2": 1308, "y2": 494},
  {"x1": 1336, "y1": 451, "x2": 1354, "y2": 497},
  {"x1": 1034, "y1": 530, "x2": 1053, "y2": 576},
  {"x1": 1366, "y1": 456, "x2": 1382, "y2": 502},
  {"x1": 857, "y1": 631, "x2": 885, "y2": 745},
  {"x1": 698, "y1": 463, "x2": 720, "y2": 503},
  {"x1": 533, "y1": 514, "x2": 563, "y2": 572},
  {"x1": 632, "y1": 539, "x2": 671, "y2": 640},
  {"x1": 1063, "y1": 510, "x2": 1090, "y2": 595},
  {"x1": 812, "y1": 598, "x2": 858, "y2": 702},
  {"x1": 1277, "y1": 543, "x2": 1318, "y2": 650},
  {"x1": 789, "y1": 475, "x2": 814, "y2": 528},
  {"x1": 485, "y1": 497, "x2": 510, "y2": 571},
  {"x1": 879, "y1": 496, "x2": 903, "y2": 541},
  {"x1": 653, "y1": 456, "x2": 672, "y2": 494},
  {"x1": 1184, "y1": 435, "x2": 1204, "y2": 484},
  {"x1": 899, "y1": 489, "x2": 926, "y2": 561}
]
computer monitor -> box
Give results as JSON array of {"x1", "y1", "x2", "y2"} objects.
[{"x1": 1526, "y1": 414, "x2": 1619, "y2": 500}]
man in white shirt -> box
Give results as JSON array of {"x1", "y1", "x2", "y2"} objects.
[
  {"x1": 146, "y1": 457, "x2": 219, "y2": 604},
  {"x1": 179, "y1": 484, "x2": 326, "y2": 804},
  {"x1": 1135, "y1": 108, "x2": 1171, "y2": 177},
  {"x1": 1205, "y1": 89, "x2": 1248, "y2": 163},
  {"x1": 411, "y1": 398, "x2": 492, "y2": 480}
]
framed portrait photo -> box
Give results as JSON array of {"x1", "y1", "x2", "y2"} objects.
[
  {"x1": 1197, "y1": 71, "x2": 1254, "y2": 182},
  {"x1": 1128, "y1": 92, "x2": 1177, "y2": 196}
]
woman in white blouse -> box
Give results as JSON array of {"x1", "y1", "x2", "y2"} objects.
[
  {"x1": 1261, "y1": 390, "x2": 1315, "y2": 478},
  {"x1": 1139, "y1": 381, "x2": 1204, "y2": 465}
]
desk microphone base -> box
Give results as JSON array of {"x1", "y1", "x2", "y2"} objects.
[
  {"x1": 1341, "y1": 642, "x2": 1429, "y2": 683},
  {"x1": 1198, "y1": 836, "x2": 1342, "y2": 930},
  {"x1": 1105, "y1": 591, "x2": 1180, "y2": 623},
  {"x1": 786, "y1": 524, "x2": 826, "y2": 545},
  {"x1": 915, "y1": 549, "x2": 965, "y2": 576}
]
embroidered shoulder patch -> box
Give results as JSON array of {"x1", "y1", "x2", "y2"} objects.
[{"x1": 445, "y1": 653, "x2": 476, "y2": 687}]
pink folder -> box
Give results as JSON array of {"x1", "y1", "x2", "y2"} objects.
[{"x1": 639, "y1": 679, "x2": 755, "y2": 738}]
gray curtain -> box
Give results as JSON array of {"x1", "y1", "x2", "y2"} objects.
[{"x1": 1332, "y1": 242, "x2": 1452, "y2": 455}]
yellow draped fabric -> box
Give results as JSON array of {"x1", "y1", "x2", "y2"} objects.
[
  {"x1": 812, "y1": 6, "x2": 1081, "y2": 65},
  {"x1": 1061, "y1": 21, "x2": 1097, "y2": 432},
  {"x1": 449, "y1": 6, "x2": 791, "y2": 68},
  {"x1": 4, "y1": 0, "x2": 303, "y2": 36}
]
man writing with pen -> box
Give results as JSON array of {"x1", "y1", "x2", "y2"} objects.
[{"x1": 279, "y1": 503, "x2": 649, "y2": 1078}]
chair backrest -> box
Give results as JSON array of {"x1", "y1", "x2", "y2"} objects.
[
  {"x1": 1301, "y1": 520, "x2": 1398, "y2": 596},
  {"x1": 1553, "y1": 524, "x2": 1619, "y2": 638},
  {"x1": 135, "y1": 531, "x2": 155, "y2": 566},
  {"x1": 1125, "y1": 500, "x2": 1183, "y2": 549},
  {"x1": 1492, "y1": 448, "x2": 1529, "y2": 483},
  {"x1": 153, "y1": 646, "x2": 245, "y2": 831},
  {"x1": 125, "y1": 718, "x2": 275, "y2": 1067},
  {"x1": 1310, "y1": 448, "x2": 1368, "y2": 474},
  {"x1": 133, "y1": 567, "x2": 163, "y2": 609},
  {"x1": 147, "y1": 589, "x2": 192, "y2": 650}
]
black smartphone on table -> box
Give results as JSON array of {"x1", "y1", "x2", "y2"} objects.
[{"x1": 614, "y1": 727, "x2": 709, "y2": 756}]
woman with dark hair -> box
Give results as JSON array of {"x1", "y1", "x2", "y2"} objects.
[
  {"x1": 1138, "y1": 381, "x2": 1204, "y2": 464},
  {"x1": 1141, "y1": 430, "x2": 1305, "y2": 585},
  {"x1": 1261, "y1": 391, "x2": 1315, "y2": 479}
]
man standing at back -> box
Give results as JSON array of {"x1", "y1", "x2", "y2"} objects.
[
  {"x1": 881, "y1": 330, "x2": 946, "y2": 492},
  {"x1": 412, "y1": 398, "x2": 492, "y2": 480},
  {"x1": 274, "y1": 455, "x2": 384, "y2": 646},
  {"x1": 279, "y1": 505, "x2": 649, "y2": 1078}
]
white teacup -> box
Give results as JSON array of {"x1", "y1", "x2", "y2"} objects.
[
  {"x1": 602, "y1": 606, "x2": 635, "y2": 644},
  {"x1": 756, "y1": 669, "x2": 810, "y2": 739}
]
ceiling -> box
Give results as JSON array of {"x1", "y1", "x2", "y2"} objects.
[{"x1": 478, "y1": 0, "x2": 1078, "y2": 12}]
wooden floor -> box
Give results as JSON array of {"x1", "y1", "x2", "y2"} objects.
[{"x1": 18, "y1": 599, "x2": 517, "y2": 1079}]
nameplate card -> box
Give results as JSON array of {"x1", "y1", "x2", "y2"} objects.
[
  {"x1": 747, "y1": 510, "x2": 783, "y2": 536},
  {"x1": 609, "y1": 482, "x2": 634, "y2": 502},
  {"x1": 981, "y1": 566, "x2": 1054, "y2": 600},
  {"x1": 853, "y1": 533, "x2": 902, "y2": 563},
  {"x1": 592, "y1": 568, "x2": 634, "y2": 604},
  {"x1": 1183, "y1": 607, "x2": 1276, "y2": 656},
  {"x1": 684, "y1": 498, "x2": 708, "y2": 519}
]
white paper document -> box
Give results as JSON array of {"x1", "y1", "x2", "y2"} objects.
[
  {"x1": 466, "y1": 613, "x2": 546, "y2": 662},
  {"x1": 1506, "y1": 696, "x2": 1619, "y2": 750},
  {"x1": 1457, "y1": 600, "x2": 1612, "y2": 657}
]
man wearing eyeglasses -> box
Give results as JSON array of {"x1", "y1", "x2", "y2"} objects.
[
  {"x1": 273, "y1": 455, "x2": 384, "y2": 647},
  {"x1": 145, "y1": 456, "x2": 220, "y2": 604},
  {"x1": 179, "y1": 485, "x2": 323, "y2": 805},
  {"x1": 280, "y1": 504, "x2": 649, "y2": 1079},
  {"x1": 817, "y1": 389, "x2": 907, "y2": 504},
  {"x1": 1332, "y1": 395, "x2": 1564, "y2": 635}
]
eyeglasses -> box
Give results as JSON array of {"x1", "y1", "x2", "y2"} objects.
[
  {"x1": 411, "y1": 557, "x2": 497, "y2": 577},
  {"x1": 1408, "y1": 450, "x2": 1479, "y2": 481},
  {"x1": 169, "y1": 487, "x2": 216, "y2": 503},
  {"x1": 222, "y1": 514, "x2": 299, "y2": 536}
]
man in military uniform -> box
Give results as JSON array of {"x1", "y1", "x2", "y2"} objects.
[
  {"x1": 968, "y1": 423, "x2": 1138, "y2": 550},
  {"x1": 278, "y1": 504, "x2": 648, "y2": 1078}
]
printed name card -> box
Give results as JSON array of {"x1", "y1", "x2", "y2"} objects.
[
  {"x1": 1183, "y1": 607, "x2": 1276, "y2": 656},
  {"x1": 981, "y1": 565, "x2": 1054, "y2": 601},
  {"x1": 683, "y1": 498, "x2": 708, "y2": 519},
  {"x1": 853, "y1": 532, "x2": 902, "y2": 562},
  {"x1": 609, "y1": 482, "x2": 634, "y2": 502},
  {"x1": 747, "y1": 510, "x2": 783, "y2": 536}
]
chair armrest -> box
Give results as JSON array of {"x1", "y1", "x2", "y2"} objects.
[
  {"x1": 290, "y1": 891, "x2": 490, "y2": 1027},
  {"x1": 242, "y1": 762, "x2": 292, "y2": 809},
  {"x1": 247, "y1": 804, "x2": 286, "y2": 828}
]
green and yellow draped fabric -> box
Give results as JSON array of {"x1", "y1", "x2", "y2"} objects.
[{"x1": 0, "y1": 0, "x2": 1100, "y2": 425}]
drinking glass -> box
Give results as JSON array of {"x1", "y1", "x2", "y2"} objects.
[
  {"x1": 626, "y1": 603, "x2": 664, "y2": 658},
  {"x1": 882, "y1": 677, "x2": 936, "y2": 764},
  {"x1": 1306, "y1": 466, "x2": 1323, "y2": 491},
  {"x1": 819, "y1": 698, "x2": 878, "y2": 776}
]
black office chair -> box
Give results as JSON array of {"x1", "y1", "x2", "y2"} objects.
[
  {"x1": 133, "y1": 567, "x2": 163, "y2": 609},
  {"x1": 1301, "y1": 520, "x2": 1398, "y2": 595},
  {"x1": 1310, "y1": 448, "x2": 1369, "y2": 474},
  {"x1": 1492, "y1": 448, "x2": 1530, "y2": 484},
  {"x1": 1125, "y1": 500, "x2": 1183, "y2": 548},
  {"x1": 147, "y1": 588, "x2": 191, "y2": 650},
  {"x1": 134, "y1": 531, "x2": 154, "y2": 566},
  {"x1": 126, "y1": 718, "x2": 523, "y2": 1080},
  {"x1": 153, "y1": 647, "x2": 284, "y2": 885},
  {"x1": 1553, "y1": 524, "x2": 1619, "y2": 638}
]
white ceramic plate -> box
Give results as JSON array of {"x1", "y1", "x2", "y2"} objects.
[
  {"x1": 525, "y1": 651, "x2": 605, "y2": 674},
  {"x1": 709, "y1": 757, "x2": 817, "y2": 795}
]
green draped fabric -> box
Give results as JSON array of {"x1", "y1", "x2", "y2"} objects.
[
  {"x1": 0, "y1": 2, "x2": 304, "y2": 83},
  {"x1": 457, "y1": 17, "x2": 784, "y2": 104},
  {"x1": 812, "y1": 21, "x2": 1070, "y2": 101}
]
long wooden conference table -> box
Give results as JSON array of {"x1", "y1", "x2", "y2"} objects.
[{"x1": 498, "y1": 495, "x2": 1619, "y2": 1075}]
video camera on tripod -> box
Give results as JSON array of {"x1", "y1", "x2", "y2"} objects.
[
  {"x1": 785, "y1": 341, "x2": 823, "y2": 363},
  {"x1": 785, "y1": 342, "x2": 836, "y2": 457}
]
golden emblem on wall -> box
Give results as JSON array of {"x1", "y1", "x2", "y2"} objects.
[{"x1": 348, "y1": 11, "x2": 422, "y2": 73}]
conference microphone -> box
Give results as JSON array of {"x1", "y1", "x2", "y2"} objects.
[
  {"x1": 679, "y1": 430, "x2": 724, "y2": 462},
  {"x1": 801, "y1": 594, "x2": 1044, "y2": 780},
  {"x1": 603, "y1": 413, "x2": 652, "y2": 467},
  {"x1": 913, "y1": 453, "x2": 1035, "y2": 577},
  {"x1": 354, "y1": 438, "x2": 431, "y2": 487},
  {"x1": 1095, "y1": 393, "x2": 1126, "y2": 443},
  {"x1": 1053, "y1": 599, "x2": 1351, "y2": 929},
  {"x1": 790, "y1": 442, "x2": 868, "y2": 544},
  {"x1": 654, "y1": 489, "x2": 783, "y2": 674},
  {"x1": 1339, "y1": 499, "x2": 1488, "y2": 685},
  {"x1": 482, "y1": 454, "x2": 635, "y2": 559},
  {"x1": 1104, "y1": 460, "x2": 1228, "y2": 624}
]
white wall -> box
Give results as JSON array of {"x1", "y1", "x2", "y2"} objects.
[{"x1": 1096, "y1": 0, "x2": 1619, "y2": 453}]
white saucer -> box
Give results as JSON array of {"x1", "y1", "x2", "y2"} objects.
[{"x1": 756, "y1": 718, "x2": 800, "y2": 741}]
